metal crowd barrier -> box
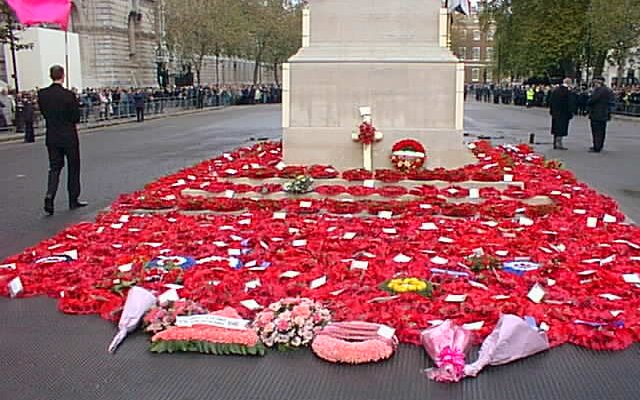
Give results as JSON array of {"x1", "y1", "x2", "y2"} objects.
[
  {"x1": 1, "y1": 92, "x2": 282, "y2": 137},
  {"x1": 613, "y1": 102, "x2": 640, "y2": 117}
]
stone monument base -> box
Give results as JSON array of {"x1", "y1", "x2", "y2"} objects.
[{"x1": 283, "y1": 127, "x2": 477, "y2": 170}]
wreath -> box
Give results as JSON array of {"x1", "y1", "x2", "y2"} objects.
[
  {"x1": 391, "y1": 139, "x2": 427, "y2": 172},
  {"x1": 311, "y1": 321, "x2": 398, "y2": 364},
  {"x1": 357, "y1": 122, "x2": 378, "y2": 145}
]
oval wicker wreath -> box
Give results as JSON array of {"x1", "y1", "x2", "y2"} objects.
[
  {"x1": 311, "y1": 321, "x2": 398, "y2": 364},
  {"x1": 391, "y1": 139, "x2": 427, "y2": 172}
]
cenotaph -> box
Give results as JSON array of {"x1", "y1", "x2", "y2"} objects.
[{"x1": 282, "y1": 0, "x2": 476, "y2": 170}]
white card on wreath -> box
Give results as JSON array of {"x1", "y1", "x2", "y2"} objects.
[
  {"x1": 8, "y1": 277, "x2": 23, "y2": 298},
  {"x1": 463, "y1": 321, "x2": 485, "y2": 331},
  {"x1": 420, "y1": 222, "x2": 438, "y2": 231},
  {"x1": 363, "y1": 180, "x2": 376, "y2": 189},
  {"x1": 393, "y1": 254, "x2": 412, "y2": 263},
  {"x1": 527, "y1": 284, "x2": 545, "y2": 304},
  {"x1": 280, "y1": 271, "x2": 301, "y2": 279},
  {"x1": 158, "y1": 288, "x2": 180, "y2": 303},
  {"x1": 310, "y1": 275, "x2": 327, "y2": 289},
  {"x1": 377, "y1": 325, "x2": 396, "y2": 339},
  {"x1": 350, "y1": 260, "x2": 369, "y2": 271},
  {"x1": 118, "y1": 263, "x2": 133, "y2": 273},
  {"x1": 445, "y1": 294, "x2": 467, "y2": 303},
  {"x1": 343, "y1": 232, "x2": 357, "y2": 240},
  {"x1": 240, "y1": 299, "x2": 263, "y2": 310}
]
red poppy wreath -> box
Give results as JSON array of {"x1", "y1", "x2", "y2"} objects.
[{"x1": 390, "y1": 139, "x2": 427, "y2": 172}]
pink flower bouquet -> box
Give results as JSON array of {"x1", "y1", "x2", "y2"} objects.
[
  {"x1": 421, "y1": 320, "x2": 473, "y2": 383},
  {"x1": 253, "y1": 297, "x2": 331, "y2": 351}
]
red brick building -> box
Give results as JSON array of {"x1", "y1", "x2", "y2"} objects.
[{"x1": 450, "y1": 8, "x2": 495, "y2": 85}]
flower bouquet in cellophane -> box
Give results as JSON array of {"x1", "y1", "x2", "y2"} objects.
[{"x1": 421, "y1": 320, "x2": 473, "y2": 383}]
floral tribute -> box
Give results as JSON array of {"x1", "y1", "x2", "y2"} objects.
[
  {"x1": 312, "y1": 321, "x2": 398, "y2": 364},
  {"x1": 356, "y1": 121, "x2": 379, "y2": 145},
  {"x1": 381, "y1": 277, "x2": 433, "y2": 298},
  {"x1": 1, "y1": 140, "x2": 640, "y2": 358},
  {"x1": 391, "y1": 139, "x2": 427, "y2": 172},
  {"x1": 150, "y1": 307, "x2": 265, "y2": 356},
  {"x1": 144, "y1": 300, "x2": 208, "y2": 334},
  {"x1": 283, "y1": 175, "x2": 314, "y2": 194},
  {"x1": 253, "y1": 298, "x2": 331, "y2": 350}
]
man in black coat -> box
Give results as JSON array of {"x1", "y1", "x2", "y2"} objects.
[
  {"x1": 587, "y1": 77, "x2": 614, "y2": 153},
  {"x1": 549, "y1": 78, "x2": 576, "y2": 150},
  {"x1": 37, "y1": 65, "x2": 87, "y2": 215}
]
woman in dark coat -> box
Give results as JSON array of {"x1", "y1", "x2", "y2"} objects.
[{"x1": 549, "y1": 78, "x2": 576, "y2": 150}]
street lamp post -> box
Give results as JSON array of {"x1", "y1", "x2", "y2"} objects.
[{"x1": 7, "y1": 14, "x2": 20, "y2": 93}]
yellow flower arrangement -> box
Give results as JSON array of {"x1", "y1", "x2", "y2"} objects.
[{"x1": 381, "y1": 277, "x2": 433, "y2": 297}]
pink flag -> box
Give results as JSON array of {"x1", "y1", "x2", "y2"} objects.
[{"x1": 6, "y1": 0, "x2": 72, "y2": 31}]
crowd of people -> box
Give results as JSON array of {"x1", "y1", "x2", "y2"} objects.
[
  {"x1": 465, "y1": 83, "x2": 640, "y2": 116},
  {"x1": 0, "y1": 83, "x2": 283, "y2": 136},
  {"x1": 467, "y1": 77, "x2": 634, "y2": 153}
]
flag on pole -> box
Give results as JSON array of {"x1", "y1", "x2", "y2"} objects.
[
  {"x1": 448, "y1": 0, "x2": 472, "y2": 16},
  {"x1": 6, "y1": 0, "x2": 72, "y2": 31}
]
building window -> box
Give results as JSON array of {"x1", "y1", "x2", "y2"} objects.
[
  {"x1": 486, "y1": 47, "x2": 494, "y2": 61},
  {"x1": 487, "y1": 30, "x2": 495, "y2": 41},
  {"x1": 472, "y1": 68, "x2": 480, "y2": 82},
  {"x1": 473, "y1": 30, "x2": 481, "y2": 41},
  {"x1": 457, "y1": 47, "x2": 466, "y2": 60},
  {"x1": 472, "y1": 47, "x2": 481, "y2": 61},
  {"x1": 486, "y1": 69, "x2": 493, "y2": 82}
]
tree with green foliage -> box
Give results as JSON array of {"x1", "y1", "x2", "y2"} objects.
[
  {"x1": 484, "y1": 0, "x2": 590, "y2": 80},
  {"x1": 588, "y1": 0, "x2": 640, "y2": 79},
  {"x1": 165, "y1": 0, "x2": 248, "y2": 86},
  {"x1": 485, "y1": 0, "x2": 640, "y2": 83}
]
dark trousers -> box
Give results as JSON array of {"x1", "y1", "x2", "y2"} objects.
[
  {"x1": 590, "y1": 120, "x2": 607, "y2": 152},
  {"x1": 24, "y1": 122, "x2": 34, "y2": 142},
  {"x1": 136, "y1": 107, "x2": 144, "y2": 122},
  {"x1": 46, "y1": 144, "x2": 81, "y2": 202}
]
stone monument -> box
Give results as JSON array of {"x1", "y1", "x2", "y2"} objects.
[{"x1": 282, "y1": 0, "x2": 476, "y2": 170}]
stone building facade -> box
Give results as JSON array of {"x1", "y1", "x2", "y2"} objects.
[
  {"x1": 60, "y1": 0, "x2": 274, "y2": 88},
  {"x1": 450, "y1": 8, "x2": 495, "y2": 85}
]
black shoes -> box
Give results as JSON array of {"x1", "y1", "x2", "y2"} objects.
[
  {"x1": 44, "y1": 197, "x2": 54, "y2": 216},
  {"x1": 45, "y1": 198, "x2": 89, "y2": 215},
  {"x1": 69, "y1": 200, "x2": 89, "y2": 210},
  {"x1": 589, "y1": 147, "x2": 601, "y2": 153}
]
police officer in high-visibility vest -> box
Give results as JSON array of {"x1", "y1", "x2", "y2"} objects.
[{"x1": 526, "y1": 87, "x2": 535, "y2": 108}]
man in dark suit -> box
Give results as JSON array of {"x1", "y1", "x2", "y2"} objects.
[
  {"x1": 38, "y1": 65, "x2": 87, "y2": 215},
  {"x1": 587, "y1": 76, "x2": 614, "y2": 153},
  {"x1": 549, "y1": 78, "x2": 576, "y2": 150}
]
